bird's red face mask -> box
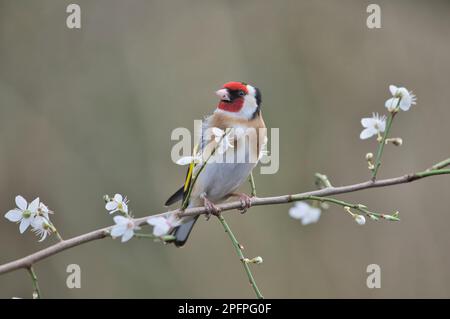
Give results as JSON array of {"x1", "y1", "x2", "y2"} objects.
[{"x1": 216, "y1": 82, "x2": 248, "y2": 113}]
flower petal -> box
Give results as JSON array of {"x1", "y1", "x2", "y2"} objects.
[
  {"x1": 397, "y1": 87, "x2": 409, "y2": 97},
  {"x1": 121, "y1": 229, "x2": 134, "y2": 242},
  {"x1": 114, "y1": 194, "x2": 123, "y2": 203},
  {"x1": 389, "y1": 85, "x2": 398, "y2": 96},
  {"x1": 289, "y1": 202, "x2": 309, "y2": 219},
  {"x1": 113, "y1": 215, "x2": 129, "y2": 225},
  {"x1": 31, "y1": 216, "x2": 44, "y2": 229},
  {"x1": 212, "y1": 127, "x2": 224, "y2": 137},
  {"x1": 378, "y1": 119, "x2": 386, "y2": 132},
  {"x1": 360, "y1": 128, "x2": 375, "y2": 140},
  {"x1": 176, "y1": 156, "x2": 194, "y2": 165},
  {"x1": 147, "y1": 216, "x2": 165, "y2": 227},
  {"x1": 167, "y1": 214, "x2": 180, "y2": 227},
  {"x1": 19, "y1": 218, "x2": 31, "y2": 234},
  {"x1": 399, "y1": 97, "x2": 412, "y2": 111},
  {"x1": 5, "y1": 209, "x2": 23, "y2": 222},
  {"x1": 28, "y1": 198, "x2": 40, "y2": 212},
  {"x1": 105, "y1": 201, "x2": 118, "y2": 211},
  {"x1": 153, "y1": 224, "x2": 170, "y2": 237},
  {"x1": 385, "y1": 97, "x2": 399, "y2": 111},
  {"x1": 301, "y1": 208, "x2": 321, "y2": 225},
  {"x1": 15, "y1": 196, "x2": 27, "y2": 211},
  {"x1": 289, "y1": 207, "x2": 301, "y2": 219},
  {"x1": 361, "y1": 118, "x2": 374, "y2": 128},
  {"x1": 111, "y1": 224, "x2": 127, "y2": 237}
]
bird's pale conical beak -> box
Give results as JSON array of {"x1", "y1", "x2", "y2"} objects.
[{"x1": 215, "y1": 88, "x2": 230, "y2": 101}]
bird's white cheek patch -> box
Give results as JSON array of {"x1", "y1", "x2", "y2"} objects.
[
  {"x1": 246, "y1": 85, "x2": 256, "y2": 97},
  {"x1": 238, "y1": 95, "x2": 258, "y2": 119}
]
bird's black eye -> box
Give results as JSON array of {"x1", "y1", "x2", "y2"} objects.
[{"x1": 238, "y1": 90, "x2": 245, "y2": 96}]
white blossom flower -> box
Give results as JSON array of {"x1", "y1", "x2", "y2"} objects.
[
  {"x1": 110, "y1": 215, "x2": 139, "y2": 242},
  {"x1": 147, "y1": 214, "x2": 179, "y2": 237},
  {"x1": 355, "y1": 214, "x2": 366, "y2": 225},
  {"x1": 289, "y1": 202, "x2": 321, "y2": 225},
  {"x1": 176, "y1": 155, "x2": 202, "y2": 165},
  {"x1": 385, "y1": 85, "x2": 417, "y2": 112},
  {"x1": 105, "y1": 194, "x2": 128, "y2": 214},
  {"x1": 4, "y1": 196, "x2": 40, "y2": 233},
  {"x1": 212, "y1": 127, "x2": 234, "y2": 154},
  {"x1": 360, "y1": 113, "x2": 386, "y2": 140},
  {"x1": 31, "y1": 216, "x2": 53, "y2": 242}
]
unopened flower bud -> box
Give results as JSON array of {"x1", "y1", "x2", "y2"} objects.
[
  {"x1": 385, "y1": 137, "x2": 403, "y2": 146},
  {"x1": 366, "y1": 153, "x2": 375, "y2": 170},
  {"x1": 392, "y1": 138, "x2": 403, "y2": 146},
  {"x1": 382, "y1": 212, "x2": 400, "y2": 221},
  {"x1": 355, "y1": 215, "x2": 366, "y2": 225},
  {"x1": 251, "y1": 256, "x2": 264, "y2": 264}
]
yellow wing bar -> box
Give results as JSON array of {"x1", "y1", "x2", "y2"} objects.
[{"x1": 183, "y1": 143, "x2": 199, "y2": 192}]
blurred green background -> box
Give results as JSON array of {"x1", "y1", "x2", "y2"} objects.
[{"x1": 1, "y1": 0, "x2": 450, "y2": 298}]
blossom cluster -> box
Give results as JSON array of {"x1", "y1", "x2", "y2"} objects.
[
  {"x1": 4, "y1": 196, "x2": 55, "y2": 241},
  {"x1": 360, "y1": 85, "x2": 416, "y2": 140},
  {"x1": 288, "y1": 84, "x2": 416, "y2": 227},
  {"x1": 105, "y1": 194, "x2": 139, "y2": 243},
  {"x1": 105, "y1": 193, "x2": 179, "y2": 243}
]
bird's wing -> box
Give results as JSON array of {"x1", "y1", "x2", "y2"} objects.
[
  {"x1": 165, "y1": 114, "x2": 219, "y2": 207},
  {"x1": 165, "y1": 142, "x2": 199, "y2": 206}
]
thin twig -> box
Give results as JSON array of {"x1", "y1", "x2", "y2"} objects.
[
  {"x1": 249, "y1": 172, "x2": 257, "y2": 197},
  {"x1": 304, "y1": 195, "x2": 399, "y2": 221},
  {"x1": 217, "y1": 214, "x2": 263, "y2": 299},
  {"x1": 372, "y1": 112, "x2": 396, "y2": 180},
  {"x1": 0, "y1": 162, "x2": 448, "y2": 275},
  {"x1": 54, "y1": 231, "x2": 64, "y2": 242},
  {"x1": 27, "y1": 266, "x2": 41, "y2": 299},
  {"x1": 426, "y1": 158, "x2": 450, "y2": 171}
]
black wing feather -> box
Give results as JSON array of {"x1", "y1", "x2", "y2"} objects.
[
  {"x1": 164, "y1": 186, "x2": 184, "y2": 206},
  {"x1": 164, "y1": 157, "x2": 197, "y2": 206}
]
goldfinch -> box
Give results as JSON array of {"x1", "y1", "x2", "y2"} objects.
[{"x1": 166, "y1": 81, "x2": 267, "y2": 247}]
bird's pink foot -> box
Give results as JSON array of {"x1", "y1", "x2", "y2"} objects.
[
  {"x1": 233, "y1": 193, "x2": 253, "y2": 214},
  {"x1": 201, "y1": 195, "x2": 221, "y2": 220}
]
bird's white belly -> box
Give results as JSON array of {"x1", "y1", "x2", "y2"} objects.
[
  {"x1": 189, "y1": 122, "x2": 264, "y2": 206},
  {"x1": 192, "y1": 161, "x2": 255, "y2": 203}
]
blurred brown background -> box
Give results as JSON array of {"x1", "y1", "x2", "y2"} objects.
[{"x1": 1, "y1": 0, "x2": 449, "y2": 298}]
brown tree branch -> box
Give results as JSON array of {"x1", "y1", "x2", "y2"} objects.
[{"x1": 0, "y1": 163, "x2": 449, "y2": 276}]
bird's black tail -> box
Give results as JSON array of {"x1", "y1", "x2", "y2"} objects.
[{"x1": 172, "y1": 216, "x2": 199, "y2": 247}]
